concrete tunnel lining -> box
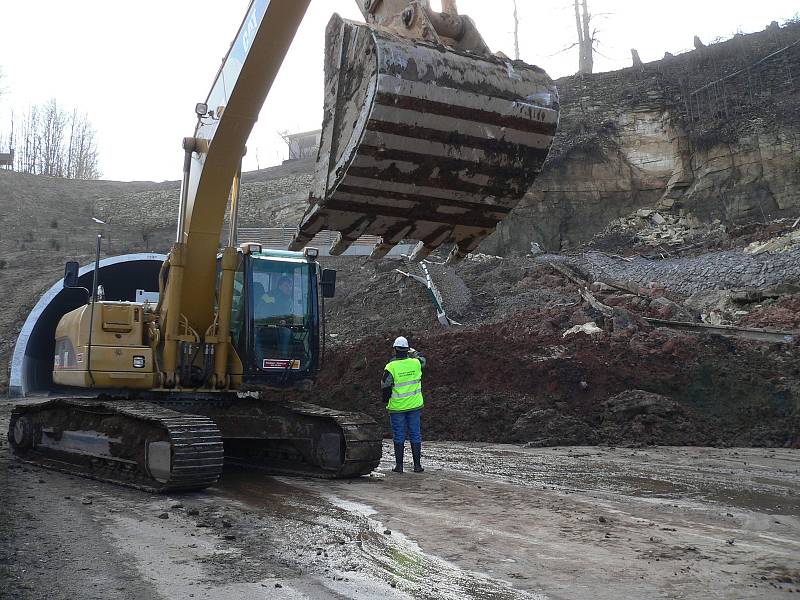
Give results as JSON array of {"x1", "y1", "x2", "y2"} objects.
[{"x1": 9, "y1": 253, "x2": 166, "y2": 398}]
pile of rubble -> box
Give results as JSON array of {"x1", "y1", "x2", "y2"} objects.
[
  {"x1": 463, "y1": 252, "x2": 505, "y2": 263},
  {"x1": 745, "y1": 226, "x2": 800, "y2": 255},
  {"x1": 600, "y1": 208, "x2": 726, "y2": 248}
]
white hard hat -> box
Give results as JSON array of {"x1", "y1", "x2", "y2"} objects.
[{"x1": 392, "y1": 336, "x2": 409, "y2": 349}]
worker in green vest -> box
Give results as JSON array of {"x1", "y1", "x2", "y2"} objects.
[{"x1": 381, "y1": 336, "x2": 426, "y2": 473}]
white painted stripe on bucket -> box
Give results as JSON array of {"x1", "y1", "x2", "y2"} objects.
[
  {"x1": 369, "y1": 103, "x2": 555, "y2": 150},
  {"x1": 375, "y1": 74, "x2": 559, "y2": 125}
]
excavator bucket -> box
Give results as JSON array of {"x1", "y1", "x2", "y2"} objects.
[{"x1": 289, "y1": 14, "x2": 560, "y2": 263}]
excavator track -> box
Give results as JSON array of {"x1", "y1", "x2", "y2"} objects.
[
  {"x1": 164, "y1": 398, "x2": 383, "y2": 479},
  {"x1": 8, "y1": 399, "x2": 224, "y2": 493},
  {"x1": 265, "y1": 400, "x2": 383, "y2": 479},
  {"x1": 9, "y1": 397, "x2": 382, "y2": 491}
]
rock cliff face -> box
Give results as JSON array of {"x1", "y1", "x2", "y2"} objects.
[
  {"x1": 1, "y1": 25, "x2": 796, "y2": 262},
  {"x1": 483, "y1": 21, "x2": 800, "y2": 254}
]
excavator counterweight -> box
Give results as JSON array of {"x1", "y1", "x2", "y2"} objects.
[{"x1": 290, "y1": 14, "x2": 560, "y2": 262}]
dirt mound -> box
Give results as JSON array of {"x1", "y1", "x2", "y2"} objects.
[
  {"x1": 511, "y1": 408, "x2": 598, "y2": 446},
  {"x1": 739, "y1": 295, "x2": 800, "y2": 330},
  {"x1": 321, "y1": 254, "x2": 581, "y2": 344},
  {"x1": 598, "y1": 390, "x2": 706, "y2": 446},
  {"x1": 295, "y1": 252, "x2": 800, "y2": 449},
  {"x1": 285, "y1": 305, "x2": 799, "y2": 448},
  {"x1": 511, "y1": 390, "x2": 705, "y2": 447}
]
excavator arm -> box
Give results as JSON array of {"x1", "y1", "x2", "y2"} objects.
[
  {"x1": 160, "y1": 0, "x2": 312, "y2": 389},
  {"x1": 178, "y1": 0, "x2": 311, "y2": 296}
]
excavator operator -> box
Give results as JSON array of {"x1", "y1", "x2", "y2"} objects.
[
  {"x1": 254, "y1": 277, "x2": 295, "y2": 359},
  {"x1": 266, "y1": 276, "x2": 294, "y2": 317}
]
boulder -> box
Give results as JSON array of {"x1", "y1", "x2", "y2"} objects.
[
  {"x1": 647, "y1": 296, "x2": 695, "y2": 321},
  {"x1": 600, "y1": 390, "x2": 708, "y2": 446},
  {"x1": 511, "y1": 409, "x2": 596, "y2": 446}
]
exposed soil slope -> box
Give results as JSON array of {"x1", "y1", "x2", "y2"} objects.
[{"x1": 289, "y1": 301, "x2": 799, "y2": 448}]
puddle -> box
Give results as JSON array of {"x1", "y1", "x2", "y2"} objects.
[
  {"x1": 614, "y1": 474, "x2": 799, "y2": 514},
  {"x1": 326, "y1": 494, "x2": 378, "y2": 517},
  {"x1": 698, "y1": 486, "x2": 800, "y2": 514}
]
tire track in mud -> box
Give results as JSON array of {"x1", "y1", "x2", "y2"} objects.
[{"x1": 213, "y1": 468, "x2": 547, "y2": 600}]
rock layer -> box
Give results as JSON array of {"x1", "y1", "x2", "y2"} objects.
[{"x1": 484, "y1": 22, "x2": 800, "y2": 254}]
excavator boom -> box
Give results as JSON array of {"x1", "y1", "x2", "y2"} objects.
[{"x1": 175, "y1": 0, "x2": 312, "y2": 337}]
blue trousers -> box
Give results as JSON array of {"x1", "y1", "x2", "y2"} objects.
[{"x1": 390, "y1": 409, "x2": 422, "y2": 444}]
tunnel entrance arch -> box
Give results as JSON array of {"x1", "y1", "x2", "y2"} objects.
[{"x1": 9, "y1": 253, "x2": 166, "y2": 398}]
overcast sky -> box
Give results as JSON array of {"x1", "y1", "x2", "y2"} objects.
[{"x1": 0, "y1": 1, "x2": 797, "y2": 182}]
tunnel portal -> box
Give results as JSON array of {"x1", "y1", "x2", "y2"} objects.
[{"x1": 9, "y1": 254, "x2": 166, "y2": 397}]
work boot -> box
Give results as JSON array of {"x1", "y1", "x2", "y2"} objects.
[
  {"x1": 392, "y1": 442, "x2": 404, "y2": 473},
  {"x1": 411, "y1": 443, "x2": 424, "y2": 473}
]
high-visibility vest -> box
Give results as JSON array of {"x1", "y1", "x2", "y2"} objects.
[{"x1": 385, "y1": 357, "x2": 424, "y2": 412}]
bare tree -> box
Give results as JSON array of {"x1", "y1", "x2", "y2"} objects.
[
  {"x1": 574, "y1": 0, "x2": 594, "y2": 74},
  {"x1": 65, "y1": 109, "x2": 100, "y2": 179},
  {"x1": 0, "y1": 76, "x2": 12, "y2": 168},
  {"x1": 631, "y1": 48, "x2": 644, "y2": 71},
  {"x1": 0, "y1": 70, "x2": 16, "y2": 168},
  {"x1": 17, "y1": 105, "x2": 41, "y2": 174},
  {"x1": 40, "y1": 99, "x2": 67, "y2": 176},
  {"x1": 13, "y1": 99, "x2": 100, "y2": 179},
  {"x1": 512, "y1": 0, "x2": 520, "y2": 60}
]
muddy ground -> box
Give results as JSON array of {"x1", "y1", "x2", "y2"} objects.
[
  {"x1": 1, "y1": 162, "x2": 799, "y2": 598},
  {"x1": 2, "y1": 404, "x2": 798, "y2": 600}
]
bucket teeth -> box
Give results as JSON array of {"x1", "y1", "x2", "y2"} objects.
[
  {"x1": 329, "y1": 217, "x2": 374, "y2": 255},
  {"x1": 291, "y1": 15, "x2": 559, "y2": 260}
]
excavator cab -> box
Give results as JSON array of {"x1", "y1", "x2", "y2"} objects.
[{"x1": 228, "y1": 249, "x2": 328, "y2": 387}]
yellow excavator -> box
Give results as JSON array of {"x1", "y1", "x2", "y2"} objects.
[{"x1": 8, "y1": 0, "x2": 559, "y2": 491}]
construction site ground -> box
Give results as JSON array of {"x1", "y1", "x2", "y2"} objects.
[
  {"x1": 2, "y1": 402, "x2": 798, "y2": 600},
  {"x1": 2, "y1": 20, "x2": 800, "y2": 595},
  {"x1": 2, "y1": 206, "x2": 799, "y2": 598}
]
